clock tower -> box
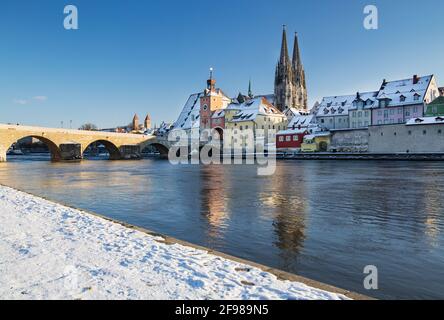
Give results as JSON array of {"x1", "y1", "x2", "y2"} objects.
[{"x1": 200, "y1": 68, "x2": 224, "y2": 130}]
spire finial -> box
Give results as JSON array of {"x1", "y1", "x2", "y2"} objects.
[{"x1": 209, "y1": 67, "x2": 213, "y2": 80}]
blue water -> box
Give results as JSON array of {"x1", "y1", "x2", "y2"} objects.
[{"x1": 1, "y1": 154, "x2": 444, "y2": 299}]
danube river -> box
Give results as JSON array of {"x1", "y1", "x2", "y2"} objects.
[{"x1": 1, "y1": 154, "x2": 444, "y2": 299}]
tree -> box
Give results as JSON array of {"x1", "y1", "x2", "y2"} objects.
[{"x1": 79, "y1": 123, "x2": 98, "y2": 131}]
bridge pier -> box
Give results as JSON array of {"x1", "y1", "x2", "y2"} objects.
[
  {"x1": 59, "y1": 143, "x2": 82, "y2": 162},
  {"x1": 119, "y1": 145, "x2": 142, "y2": 160},
  {"x1": 0, "y1": 148, "x2": 6, "y2": 162}
]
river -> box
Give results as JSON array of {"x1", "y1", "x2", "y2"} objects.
[{"x1": 1, "y1": 154, "x2": 444, "y2": 299}]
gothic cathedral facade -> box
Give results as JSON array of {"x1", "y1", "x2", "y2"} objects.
[{"x1": 274, "y1": 26, "x2": 308, "y2": 112}]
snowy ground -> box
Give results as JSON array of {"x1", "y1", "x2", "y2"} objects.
[{"x1": 0, "y1": 185, "x2": 348, "y2": 300}]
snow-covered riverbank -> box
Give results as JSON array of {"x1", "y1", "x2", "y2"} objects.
[{"x1": 0, "y1": 185, "x2": 349, "y2": 300}]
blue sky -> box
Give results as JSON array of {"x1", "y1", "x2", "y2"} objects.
[{"x1": 1, "y1": 0, "x2": 443, "y2": 128}]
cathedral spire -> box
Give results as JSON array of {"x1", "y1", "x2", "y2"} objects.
[
  {"x1": 279, "y1": 25, "x2": 290, "y2": 66},
  {"x1": 292, "y1": 32, "x2": 302, "y2": 70}
]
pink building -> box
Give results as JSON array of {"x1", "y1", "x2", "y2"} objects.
[{"x1": 372, "y1": 75, "x2": 440, "y2": 125}]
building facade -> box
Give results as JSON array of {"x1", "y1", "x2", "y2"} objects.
[
  {"x1": 372, "y1": 75, "x2": 440, "y2": 125},
  {"x1": 348, "y1": 91, "x2": 378, "y2": 128},
  {"x1": 315, "y1": 95, "x2": 354, "y2": 130}
]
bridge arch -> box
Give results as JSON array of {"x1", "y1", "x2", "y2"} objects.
[
  {"x1": 82, "y1": 140, "x2": 122, "y2": 160},
  {"x1": 140, "y1": 142, "x2": 169, "y2": 157},
  {"x1": 5, "y1": 135, "x2": 62, "y2": 161}
]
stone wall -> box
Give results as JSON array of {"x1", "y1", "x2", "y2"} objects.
[
  {"x1": 368, "y1": 123, "x2": 444, "y2": 153},
  {"x1": 329, "y1": 128, "x2": 369, "y2": 152}
]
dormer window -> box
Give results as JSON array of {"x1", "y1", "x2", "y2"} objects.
[
  {"x1": 413, "y1": 93, "x2": 420, "y2": 101},
  {"x1": 400, "y1": 95, "x2": 406, "y2": 102},
  {"x1": 338, "y1": 107, "x2": 344, "y2": 114},
  {"x1": 380, "y1": 100, "x2": 387, "y2": 108}
]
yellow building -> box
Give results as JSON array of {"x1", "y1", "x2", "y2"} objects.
[
  {"x1": 301, "y1": 132, "x2": 331, "y2": 152},
  {"x1": 224, "y1": 96, "x2": 287, "y2": 150}
]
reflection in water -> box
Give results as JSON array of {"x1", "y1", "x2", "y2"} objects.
[
  {"x1": 1, "y1": 156, "x2": 444, "y2": 299},
  {"x1": 199, "y1": 165, "x2": 230, "y2": 245}
]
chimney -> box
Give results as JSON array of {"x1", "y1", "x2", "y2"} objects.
[{"x1": 413, "y1": 75, "x2": 419, "y2": 84}]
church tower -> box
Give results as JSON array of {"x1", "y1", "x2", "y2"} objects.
[
  {"x1": 132, "y1": 114, "x2": 139, "y2": 131},
  {"x1": 144, "y1": 114, "x2": 151, "y2": 129},
  {"x1": 274, "y1": 26, "x2": 308, "y2": 111},
  {"x1": 292, "y1": 32, "x2": 308, "y2": 110},
  {"x1": 200, "y1": 68, "x2": 224, "y2": 130}
]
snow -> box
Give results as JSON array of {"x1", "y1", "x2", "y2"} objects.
[
  {"x1": 172, "y1": 93, "x2": 203, "y2": 131},
  {"x1": 376, "y1": 75, "x2": 432, "y2": 107},
  {"x1": 0, "y1": 185, "x2": 348, "y2": 300},
  {"x1": 406, "y1": 116, "x2": 444, "y2": 126},
  {"x1": 230, "y1": 97, "x2": 285, "y2": 123},
  {"x1": 316, "y1": 94, "x2": 356, "y2": 117}
]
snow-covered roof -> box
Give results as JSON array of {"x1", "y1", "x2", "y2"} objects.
[
  {"x1": 376, "y1": 75, "x2": 433, "y2": 107},
  {"x1": 287, "y1": 114, "x2": 316, "y2": 128},
  {"x1": 406, "y1": 116, "x2": 444, "y2": 126},
  {"x1": 212, "y1": 110, "x2": 225, "y2": 118},
  {"x1": 172, "y1": 92, "x2": 203, "y2": 130},
  {"x1": 230, "y1": 97, "x2": 284, "y2": 123},
  {"x1": 277, "y1": 128, "x2": 310, "y2": 135},
  {"x1": 349, "y1": 91, "x2": 379, "y2": 110},
  {"x1": 316, "y1": 95, "x2": 355, "y2": 117},
  {"x1": 284, "y1": 107, "x2": 310, "y2": 120}
]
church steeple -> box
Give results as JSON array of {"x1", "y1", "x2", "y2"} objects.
[
  {"x1": 248, "y1": 79, "x2": 253, "y2": 98},
  {"x1": 279, "y1": 25, "x2": 290, "y2": 66}
]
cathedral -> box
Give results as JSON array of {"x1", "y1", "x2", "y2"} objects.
[{"x1": 274, "y1": 26, "x2": 308, "y2": 112}]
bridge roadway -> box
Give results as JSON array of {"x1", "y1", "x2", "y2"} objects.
[{"x1": 0, "y1": 123, "x2": 170, "y2": 162}]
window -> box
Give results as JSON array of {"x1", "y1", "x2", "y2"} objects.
[
  {"x1": 279, "y1": 136, "x2": 284, "y2": 142},
  {"x1": 400, "y1": 96, "x2": 406, "y2": 102},
  {"x1": 423, "y1": 130, "x2": 427, "y2": 135},
  {"x1": 408, "y1": 130, "x2": 412, "y2": 135},
  {"x1": 365, "y1": 121, "x2": 369, "y2": 126},
  {"x1": 286, "y1": 136, "x2": 291, "y2": 142},
  {"x1": 414, "y1": 95, "x2": 420, "y2": 101},
  {"x1": 321, "y1": 119, "x2": 325, "y2": 123},
  {"x1": 398, "y1": 108, "x2": 402, "y2": 114},
  {"x1": 365, "y1": 111, "x2": 369, "y2": 117},
  {"x1": 438, "y1": 130, "x2": 442, "y2": 134},
  {"x1": 413, "y1": 107, "x2": 418, "y2": 113},
  {"x1": 390, "y1": 109, "x2": 395, "y2": 115},
  {"x1": 405, "y1": 111, "x2": 411, "y2": 117},
  {"x1": 240, "y1": 126, "x2": 243, "y2": 130},
  {"x1": 378, "y1": 110, "x2": 382, "y2": 116},
  {"x1": 358, "y1": 121, "x2": 362, "y2": 127},
  {"x1": 293, "y1": 135, "x2": 298, "y2": 141},
  {"x1": 358, "y1": 111, "x2": 362, "y2": 117},
  {"x1": 378, "y1": 120, "x2": 382, "y2": 125},
  {"x1": 245, "y1": 125, "x2": 248, "y2": 129},
  {"x1": 352, "y1": 111, "x2": 357, "y2": 117},
  {"x1": 394, "y1": 132, "x2": 397, "y2": 136}
]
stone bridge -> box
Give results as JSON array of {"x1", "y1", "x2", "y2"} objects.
[{"x1": 0, "y1": 123, "x2": 171, "y2": 162}]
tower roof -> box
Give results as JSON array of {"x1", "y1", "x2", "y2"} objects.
[
  {"x1": 133, "y1": 114, "x2": 139, "y2": 120},
  {"x1": 279, "y1": 25, "x2": 290, "y2": 66},
  {"x1": 292, "y1": 32, "x2": 302, "y2": 69}
]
